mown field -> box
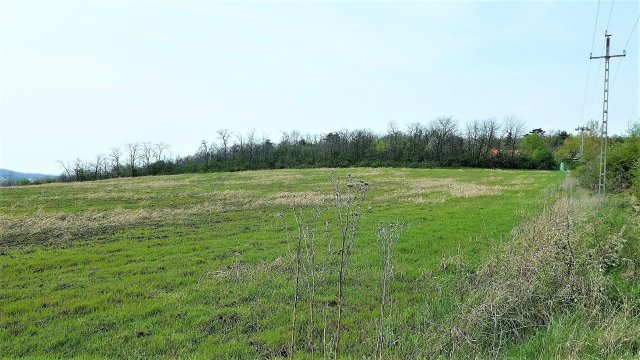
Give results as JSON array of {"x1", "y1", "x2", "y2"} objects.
[{"x1": 0, "y1": 168, "x2": 565, "y2": 358}]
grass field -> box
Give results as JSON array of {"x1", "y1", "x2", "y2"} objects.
[{"x1": 0, "y1": 168, "x2": 565, "y2": 358}]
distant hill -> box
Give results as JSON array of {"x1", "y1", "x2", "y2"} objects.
[{"x1": 0, "y1": 168, "x2": 57, "y2": 183}]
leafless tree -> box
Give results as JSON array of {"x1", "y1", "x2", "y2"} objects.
[
  {"x1": 290, "y1": 130, "x2": 301, "y2": 145},
  {"x1": 2, "y1": 171, "x2": 16, "y2": 186},
  {"x1": 92, "y1": 154, "x2": 105, "y2": 180},
  {"x1": 57, "y1": 160, "x2": 73, "y2": 180},
  {"x1": 236, "y1": 133, "x2": 245, "y2": 162},
  {"x1": 126, "y1": 142, "x2": 140, "y2": 177},
  {"x1": 198, "y1": 140, "x2": 210, "y2": 170},
  {"x1": 430, "y1": 116, "x2": 458, "y2": 160},
  {"x1": 482, "y1": 118, "x2": 500, "y2": 157},
  {"x1": 110, "y1": 147, "x2": 122, "y2": 177},
  {"x1": 153, "y1": 142, "x2": 169, "y2": 162},
  {"x1": 217, "y1": 129, "x2": 232, "y2": 160},
  {"x1": 73, "y1": 158, "x2": 84, "y2": 181},
  {"x1": 246, "y1": 129, "x2": 256, "y2": 165},
  {"x1": 141, "y1": 142, "x2": 153, "y2": 172},
  {"x1": 464, "y1": 119, "x2": 482, "y2": 158},
  {"x1": 503, "y1": 116, "x2": 526, "y2": 155}
]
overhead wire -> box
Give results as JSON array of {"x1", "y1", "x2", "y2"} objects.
[
  {"x1": 579, "y1": 0, "x2": 602, "y2": 125},
  {"x1": 606, "y1": 0, "x2": 615, "y2": 31},
  {"x1": 588, "y1": 0, "x2": 619, "y2": 123},
  {"x1": 611, "y1": 14, "x2": 640, "y2": 87}
]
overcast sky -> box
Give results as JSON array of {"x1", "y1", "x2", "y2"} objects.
[{"x1": 1, "y1": 1, "x2": 638, "y2": 175}]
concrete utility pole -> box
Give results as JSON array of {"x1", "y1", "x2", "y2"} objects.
[
  {"x1": 574, "y1": 126, "x2": 591, "y2": 157},
  {"x1": 590, "y1": 31, "x2": 625, "y2": 201}
]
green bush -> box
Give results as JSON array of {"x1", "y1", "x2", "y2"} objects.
[
  {"x1": 607, "y1": 135, "x2": 640, "y2": 192},
  {"x1": 532, "y1": 148, "x2": 558, "y2": 170},
  {"x1": 572, "y1": 122, "x2": 640, "y2": 193}
]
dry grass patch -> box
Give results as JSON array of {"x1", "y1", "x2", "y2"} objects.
[
  {"x1": 0, "y1": 209, "x2": 158, "y2": 246},
  {"x1": 267, "y1": 191, "x2": 332, "y2": 206},
  {"x1": 224, "y1": 170, "x2": 307, "y2": 185},
  {"x1": 0, "y1": 188, "x2": 328, "y2": 247},
  {"x1": 376, "y1": 178, "x2": 502, "y2": 204},
  {"x1": 202, "y1": 256, "x2": 290, "y2": 281},
  {"x1": 409, "y1": 178, "x2": 503, "y2": 197},
  {"x1": 445, "y1": 191, "x2": 636, "y2": 357}
]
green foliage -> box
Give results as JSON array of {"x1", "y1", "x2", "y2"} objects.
[
  {"x1": 554, "y1": 135, "x2": 580, "y2": 160},
  {"x1": 519, "y1": 133, "x2": 547, "y2": 156},
  {"x1": 572, "y1": 122, "x2": 640, "y2": 193},
  {"x1": 607, "y1": 131, "x2": 640, "y2": 192},
  {"x1": 633, "y1": 165, "x2": 640, "y2": 197},
  {"x1": 532, "y1": 148, "x2": 557, "y2": 170},
  {"x1": 518, "y1": 133, "x2": 557, "y2": 169}
]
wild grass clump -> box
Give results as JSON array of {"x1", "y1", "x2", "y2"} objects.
[{"x1": 448, "y1": 189, "x2": 640, "y2": 358}]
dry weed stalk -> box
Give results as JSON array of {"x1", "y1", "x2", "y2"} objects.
[
  {"x1": 282, "y1": 173, "x2": 369, "y2": 359},
  {"x1": 287, "y1": 200, "x2": 323, "y2": 359},
  {"x1": 332, "y1": 173, "x2": 368, "y2": 360},
  {"x1": 375, "y1": 221, "x2": 405, "y2": 359}
]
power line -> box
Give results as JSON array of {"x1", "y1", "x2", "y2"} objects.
[
  {"x1": 611, "y1": 14, "x2": 639, "y2": 86},
  {"x1": 588, "y1": 60, "x2": 604, "y2": 118},
  {"x1": 592, "y1": 0, "x2": 602, "y2": 52},
  {"x1": 606, "y1": 0, "x2": 615, "y2": 31},
  {"x1": 622, "y1": 14, "x2": 640, "y2": 49},
  {"x1": 579, "y1": 0, "x2": 602, "y2": 123}
]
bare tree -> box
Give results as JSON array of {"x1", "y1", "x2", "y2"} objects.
[
  {"x1": 246, "y1": 129, "x2": 256, "y2": 165},
  {"x1": 73, "y1": 158, "x2": 84, "y2": 181},
  {"x1": 198, "y1": 140, "x2": 210, "y2": 170},
  {"x1": 92, "y1": 154, "x2": 105, "y2": 180},
  {"x1": 153, "y1": 142, "x2": 169, "y2": 163},
  {"x1": 57, "y1": 160, "x2": 73, "y2": 181},
  {"x1": 141, "y1": 142, "x2": 153, "y2": 172},
  {"x1": 465, "y1": 119, "x2": 482, "y2": 158},
  {"x1": 407, "y1": 122, "x2": 427, "y2": 160},
  {"x1": 236, "y1": 133, "x2": 245, "y2": 163},
  {"x1": 2, "y1": 171, "x2": 16, "y2": 186},
  {"x1": 481, "y1": 118, "x2": 500, "y2": 157},
  {"x1": 430, "y1": 116, "x2": 458, "y2": 160},
  {"x1": 110, "y1": 147, "x2": 122, "y2": 177},
  {"x1": 386, "y1": 122, "x2": 404, "y2": 161},
  {"x1": 503, "y1": 116, "x2": 526, "y2": 156},
  {"x1": 126, "y1": 142, "x2": 140, "y2": 177},
  {"x1": 217, "y1": 129, "x2": 232, "y2": 160}
]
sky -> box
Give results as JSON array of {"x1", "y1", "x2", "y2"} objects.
[{"x1": 1, "y1": 1, "x2": 638, "y2": 175}]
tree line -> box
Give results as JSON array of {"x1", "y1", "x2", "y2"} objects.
[{"x1": 50, "y1": 116, "x2": 570, "y2": 183}]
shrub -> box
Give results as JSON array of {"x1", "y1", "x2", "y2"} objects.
[{"x1": 448, "y1": 187, "x2": 640, "y2": 357}]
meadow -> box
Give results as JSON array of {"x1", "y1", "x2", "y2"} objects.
[{"x1": 1, "y1": 168, "x2": 567, "y2": 358}]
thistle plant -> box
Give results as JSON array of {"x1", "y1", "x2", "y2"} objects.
[
  {"x1": 332, "y1": 173, "x2": 368, "y2": 359},
  {"x1": 375, "y1": 221, "x2": 405, "y2": 359}
]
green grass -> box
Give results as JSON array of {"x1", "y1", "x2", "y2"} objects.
[{"x1": 0, "y1": 168, "x2": 564, "y2": 358}]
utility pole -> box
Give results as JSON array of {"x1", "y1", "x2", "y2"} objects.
[
  {"x1": 590, "y1": 31, "x2": 625, "y2": 201},
  {"x1": 574, "y1": 126, "x2": 591, "y2": 157}
]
